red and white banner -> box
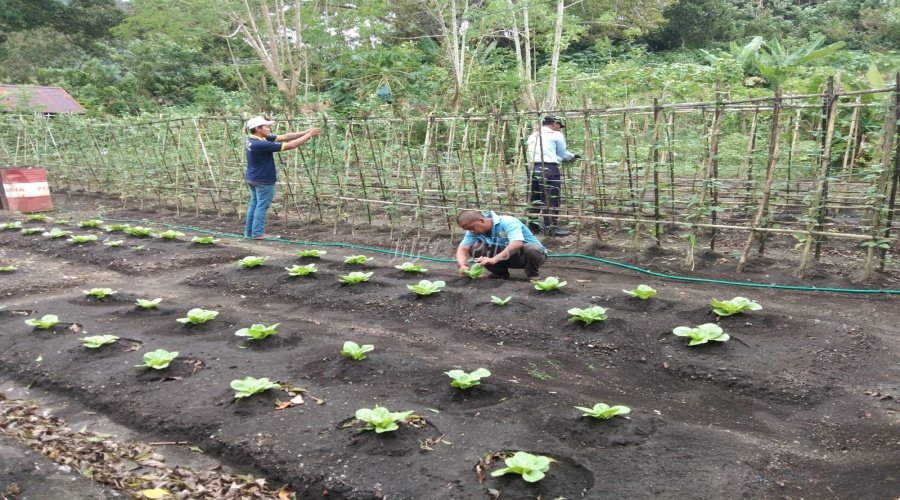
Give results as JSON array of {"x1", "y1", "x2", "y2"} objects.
[{"x1": 0, "y1": 168, "x2": 53, "y2": 212}]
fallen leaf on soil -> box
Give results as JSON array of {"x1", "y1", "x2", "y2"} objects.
[
  {"x1": 142, "y1": 487, "x2": 170, "y2": 498},
  {"x1": 487, "y1": 488, "x2": 501, "y2": 499},
  {"x1": 278, "y1": 485, "x2": 294, "y2": 500},
  {"x1": 126, "y1": 343, "x2": 143, "y2": 352},
  {"x1": 68, "y1": 323, "x2": 83, "y2": 333},
  {"x1": 189, "y1": 446, "x2": 203, "y2": 453},
  {"x1": 274, "y1": 400, "x2": 294, "y2": 411}
]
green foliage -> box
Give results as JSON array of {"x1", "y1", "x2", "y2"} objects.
[
  {"x1": 408, "y1": 280, "x2": 445, "y2": 296},
  {"x1": 157, "y1": 230, "x2": 184, "y2": 239},
  {"x1": 68, "y1": 234, "x2": 98, "y2": 244},
  {"x1": 81, "y1": 334, "x2": 119, "y2": 348},
  {"x1": 176, "y1": 308, "x2": 218, "y2": 325},
  {"x1": 231, "y1": 376, "x2": 279, "y2": 399},
  {"x1": 191, "y1": 236, "x2": 218, "y2": 244},
  {"x1": 490, "y1": 295, "x2": 511, "y2": 306},
  {"x1": 20, "y1": 227, "x2": 41, "y2": 235},
  {"x1": 0, "y1": 265, "x2": 16, "y2": 272},
  {"x1": 78, "y1": 219, "x2": 103, "y2": 228},
  {"x1": 445, "y1": 368, "x2": 491, "y2": 389},
  {"x1": 673, "y1": 323, "x2": 730, "y2": 346},
  {"x1": 567, "y1": 306, "x2": 608, "y2": 325},
  {"x1": 24, "y1": 314, "x2": 59, "y2": 329},
  {"x1": 125, "y1": 226, "x2": 154, "y2": 237},
  {"x1": 339, "y1": 271, "x2": 373, "y2": 285},
  {"x1": 394, "y1": 262, "x2": 427, "y2": 273},
  {"x1": 83, "y1": 287, "x2": 116, "y2": 299},
  {"x1": 235, "y1": 323, "x2": 280, "y2": 341},
  {"x1": 710, "y1": 297, "x2": 762, "y2": 316},
  {"x1": 575, "y1": 402, "x2": 631, "y2": 419},
  {"x1": 136, "y1": 349, "x2": 179, "y2": 369},
  {"x1": 532, "y1": 277, "x2": 567, "y2": 292},
  {"x1": 285, "y1": 264, "x2": 318, "y2": 276},
  {"x1": 462, "y1": 263, "x2": 486, "y2": 279},
  {"x1": 2, "y1": 222, "x2": 22, "y2": 230},
  {"x1": 104, "y1": 223, "x2": 130, "y2": 232},
  {"x1": 135, "y1": 298, "x2": 162, "y2": 309},
  {"x1": 42, "y1": 228, "x2": 70, "y2": 239},
  {"x1": 344, "y1": 255, "x2": 373, "y2": 265},
  {"x1": 341, "y1": 341, "x2": 374, "y2": 360},
  {"x1": 623, "y1": 285, "x2": 657, "y2": 299},
  {"x1": 296, "y1": 249, "x2": 326, "y2": 258},
  {"x1": 490, "y1": 452, "x2": 554, "y2": 483},
  {"x1": 237, "y1": 256, "x2": 268, "y2": 268},
  {"x1": 104, "y1": 239, "x2": 124, "y2": 247},
  {"x1": 354, "y1": 406, "x2": 414, "y2": 433}
]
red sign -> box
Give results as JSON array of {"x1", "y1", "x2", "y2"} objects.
[{"x1": 0, "y1": 167, "x2": 53, "y2": 212}]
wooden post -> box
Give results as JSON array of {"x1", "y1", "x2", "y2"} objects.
[{"x1": 880, "y1": 73, "x2": 900, "y2": 271}]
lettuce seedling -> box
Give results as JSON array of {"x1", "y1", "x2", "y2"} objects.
[
  {"x1": 237, "y1": 256, "x2": 268, "y2": 268},
  {"x1": 81, "y1": 335, "x2": 119, "y2": 348},
  {"x1": 567, "y1": 306, "x2": 608, "y2": 325},
  {"x1": 20, "y1": 227, "x2": 41, "y2": 235},
  {"x1": 235, "y1": 323, "x2": 280, "y2": 340},
  {"x1": 296, "y1": 249, "x2": 326, "y2": 258},
  {"x1": 354, "y1": 406, "x2": 414, "y2": 433},
  {"x1": 125, "y1": 226, "x2": 154, "y2": 237},
  {"x1": 673, "y1": 323, "x2": 730, "y2": 346},
  {"x1": 0, "y1": 265, "x2": 16, "y2": 272},
  {"x1": 78, "y1": 219, "x2": 104, "y2": 228},
  {"x1": 408, "y1": 279, "x2": 445, "y2": 296},
  {"x1": 231, "y1": 376, "x2": 279, "y2": 399},
  {"x1": 54, "y1": 220, "x2": 69, "y2": 225},
  {"x1": 25, "y1": 314, "x2": 59, "y2": 329},
  {"x1": 157, "y1": 230, "x2": 185, "y2": 239},
  {"x1": 2, "y1": 222, "x2": 21, "y2": 230},
  {"x1": 176, "y1": 308, "x2": 218, "y2": 324},
  {"x1": 26, "y1": 214, "x2": 49, "y2": 222},
  {"x1": 532, "y1": 276, "x2": 566, "y2": 291},
  {"x1": 463, "y1": 263, "x2": 486, "y2": 279},
  {"x1": 490, "y1": 451, "x2": 554, "y2": 483},
  {"x1": 104, "y1": 239, "x2": 124, "y2": 247},
  {"x1": 191, "y1": 236, "x2": 218, "y2": 244},
  {"x1": 710, "y1": 297, "x2": 762, "y2": 316},
  {"x1": 285, "y1": 264, "x2": 317, "y2": 276},
  {"x1": 394, "y1": 262, "x2": 427, "y2": 273},
  {"x1": 623, "y1": 285, "x2": 657, "y2": 299},
  {"x1": 344, "y1": 255, "x2": 373, "y2": 265},
  {"x1": 136, "y1": 349, "x2": 179, "y2": 369},
  {"x1": 491, "y1": 295, "x2": 512, "y2": 305},
  {"x1": 83, "y1": 288, "x2": 117, "y2": 299},
  {"x1": 68, "y1": 234, "x2": 98, "y2": 244},
  {"x1": 339, "y1": 271, "x2": 373, "y2": 284},
  {"x1": 341, "y1": 341, "x2": 374, "y2": 360},
  {"x1": 42, "y1": 228, "x2": 71, "y2": 239},
  {"x1": 445, "y1": 368, "x2": 491, "y2": 389},
  {"x1": 574, "y1": 402, "x2": 631, "y2": 419},
  {"x1": 104, "y1": 223, "x2": 130, "y2": 232},
  {"x1": 135, "y1": 298, "x2": 162, "y2": 309}
]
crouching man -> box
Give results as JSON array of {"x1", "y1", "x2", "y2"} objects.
[{"x1": 455, "y1": 209, "x2": 547, "y2": 280}]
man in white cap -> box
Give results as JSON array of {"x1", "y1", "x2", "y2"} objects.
[{"x1": 243, "y1": 116, "x2": 320, "y2": 239}]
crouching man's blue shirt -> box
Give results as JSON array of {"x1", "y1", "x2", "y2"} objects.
[{"x1": 459, "y1": 211, "x2": 546, "y2": 253}]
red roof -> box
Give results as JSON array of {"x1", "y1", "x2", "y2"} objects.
[{"x1": 0, "y1": 85, "x2": 85, "y2": 114}]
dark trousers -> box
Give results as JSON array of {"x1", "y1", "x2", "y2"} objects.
[
  {"x1": 469, "y1": 242, "x2": 546, "y2": 278},
  {"x1": 528, "y1": 163, "x2": 562, "y2": 228}
]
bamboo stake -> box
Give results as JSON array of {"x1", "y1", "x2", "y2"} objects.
[
  {"x1": 880, "y1": 73, "x2": 900, "y2": 271},
  {"x1": 740, "y1": 106, "x2": 760, "y2": 212}
]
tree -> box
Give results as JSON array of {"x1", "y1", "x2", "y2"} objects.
[{"x1": 649, "y1": 0, "x2": 739, "y2": 49}]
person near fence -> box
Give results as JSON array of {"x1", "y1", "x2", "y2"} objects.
[
  {"x1": 455, "y1": 209, "x2": 547, "y2": 280},
  {"x1": 243, "y1": 116, "x2": 320, "y2": 239},
  {"x1": 525, "y1": 116, "x2": 580, "y2": 237}
]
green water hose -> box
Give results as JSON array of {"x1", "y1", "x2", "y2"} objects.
[{"x1": 98, "y1": 215, "x2": 900, "y2": 295}]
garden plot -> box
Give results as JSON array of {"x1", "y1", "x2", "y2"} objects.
[{"x1": 1, "y1": 209, "x2": 898, "y2": 499}]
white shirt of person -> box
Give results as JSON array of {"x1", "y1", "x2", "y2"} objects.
[{"x1": 526, "y1": 125, "x2": 575, "y2": 164}]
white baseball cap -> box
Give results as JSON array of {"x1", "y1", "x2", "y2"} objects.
[{"x1": 246, "y1": 116, "x2": 275, "y2": 130}]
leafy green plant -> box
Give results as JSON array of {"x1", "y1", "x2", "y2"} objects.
[
  {"x1": 231, "y1": 376, "x2": 279, "y2": 399},
  {"x1": 490, "y1": 451, "x2": 554, "y2": 483},
  {"x1": 235, "y1": 323, "x2": 280, "y2": 340},
  {"x1": 238, "y1": 256, "x2": 268, "y2": 268},
  {"x1": 83, "y1": 288, "x2": 117, "y2": 299},
  {"x1": 42, "y1": 228, "x2": 71, "y2": 238},
  {"x1": 135, "y1": 298, "x2": 162, "y2": 309},
  {"x1": 81, "y1": 335, "x2": 119, "y2": 348},
  {"x1": 26, "y1": 214, "x2": 49, "y2": 222},
  {"x1": 136, "y1": 349, "x2": 179, "y2": 369},
  {"x1": 78, "y1": 219, "x2": 104, "y2": 228},
  {"x1": 24, "y1": 314, "x2": 59, "y2": 329},
  {"x1": 296, "y1": 249, "x2": 326, "y2": 258},
  {"x1": 341, "y1": 341, "x2": 374, "y2": 360},
  {"x1": 157, "y1": 230, "x2": 185, "y2": 239},
  {"x1": 462, "y1": 263, "x2": 486, "y2": 279},
  {"x1": 339, "y1": 271, "x2": 373, "y2": 284},
  {"x1": 54, "y1": 220, "x2": 69, "y2": 225},
  {"x1": 673, "y1": 323, "x2": 730, "y2": 346},
  {"x1": 491, "y1": 295, "x2": 512, "y2": 305},
  {"x1": 20, "y1": 227, "x2": 41, "y2": 235},
  {"x1": 567, "y1": 306, "x2": 608, "y2": 325},
  {"x1": 0, "y1": 265, "x2": 16, "y2": 272},
  {"x1": 191, "y1": 236, "x2": 218, "y2": 244},
  {"x1": 623, "y1": 285, "x2": 657, "y2": 299},
  {"x1": 68, "y1": 234, "x2": 98, "y2": 244},
  {"x1": 860, "y1": 238, "x2": 891, "y2": 250},
  {"x1": 574, "y1": 402, "x2": 631, "y2": 419},
  {"x1": 445, "y1": 368, "x2": 491, "y2": 389},
  {"x1": 2, "y1": 221, "x2": 21, "y2": 230},
  {"x1": 354, "y1": 406, "x2": 414, "y2": 433},
  {"x1": 710, "y1": 297, "x2": 762, "y2": 316},
  {"x1": 176, "y1": 308, "x2": 218, "y2": 324},
  {"x1": 125, "y1": 226, "x2": 154, "y2": 237},
  {"x1": 344, "y1": 255, "x2": 373, "y2": 265},
  {"x1": 104, "y1": 239, "x2": 124, "y2": 247},
  {"x1": 532, "y1": 276, "x2": 567, "y2": 291},
  {"x1": 285, "y1": 264, "x2": 317, "y2": 276},
  {"x1": 104, "y1": 223, "x2": 130, "y2": 232},
  {"x1": 394, "y1": 262, "x2": 427, "y2": 273},
  {"x1": 408, "y1": 279, "x2": 445, "y2": 296}
]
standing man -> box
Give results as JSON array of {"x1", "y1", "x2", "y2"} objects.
[
  {"x1": 455, "y1": 209, "x2": 547, "y2": 280},
  {"x1": 243, "y1": 116, "x2": 320, "y2": 240},
  {"x1": 526, "y1": 116, "x2": 579, "y2": 237}
]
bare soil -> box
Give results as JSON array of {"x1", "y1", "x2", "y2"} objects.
[{"x1": 0, "y1": 193, "x2": 898, "y2": 499}]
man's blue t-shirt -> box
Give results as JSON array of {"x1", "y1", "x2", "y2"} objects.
[
  {"x1": 245, "y1": 134, "x2": 283, "y2": 183},
  {"x1": 459, "y1": 212, "x2": 546, "y2": 253}
]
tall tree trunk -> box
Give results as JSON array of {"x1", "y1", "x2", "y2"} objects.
[
  {"x1": 506, "y1": 0, "x2": 536, "y2": 110},
  {"x1": 542, "y1": 0, "x2": 565, "y2": 111}
]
